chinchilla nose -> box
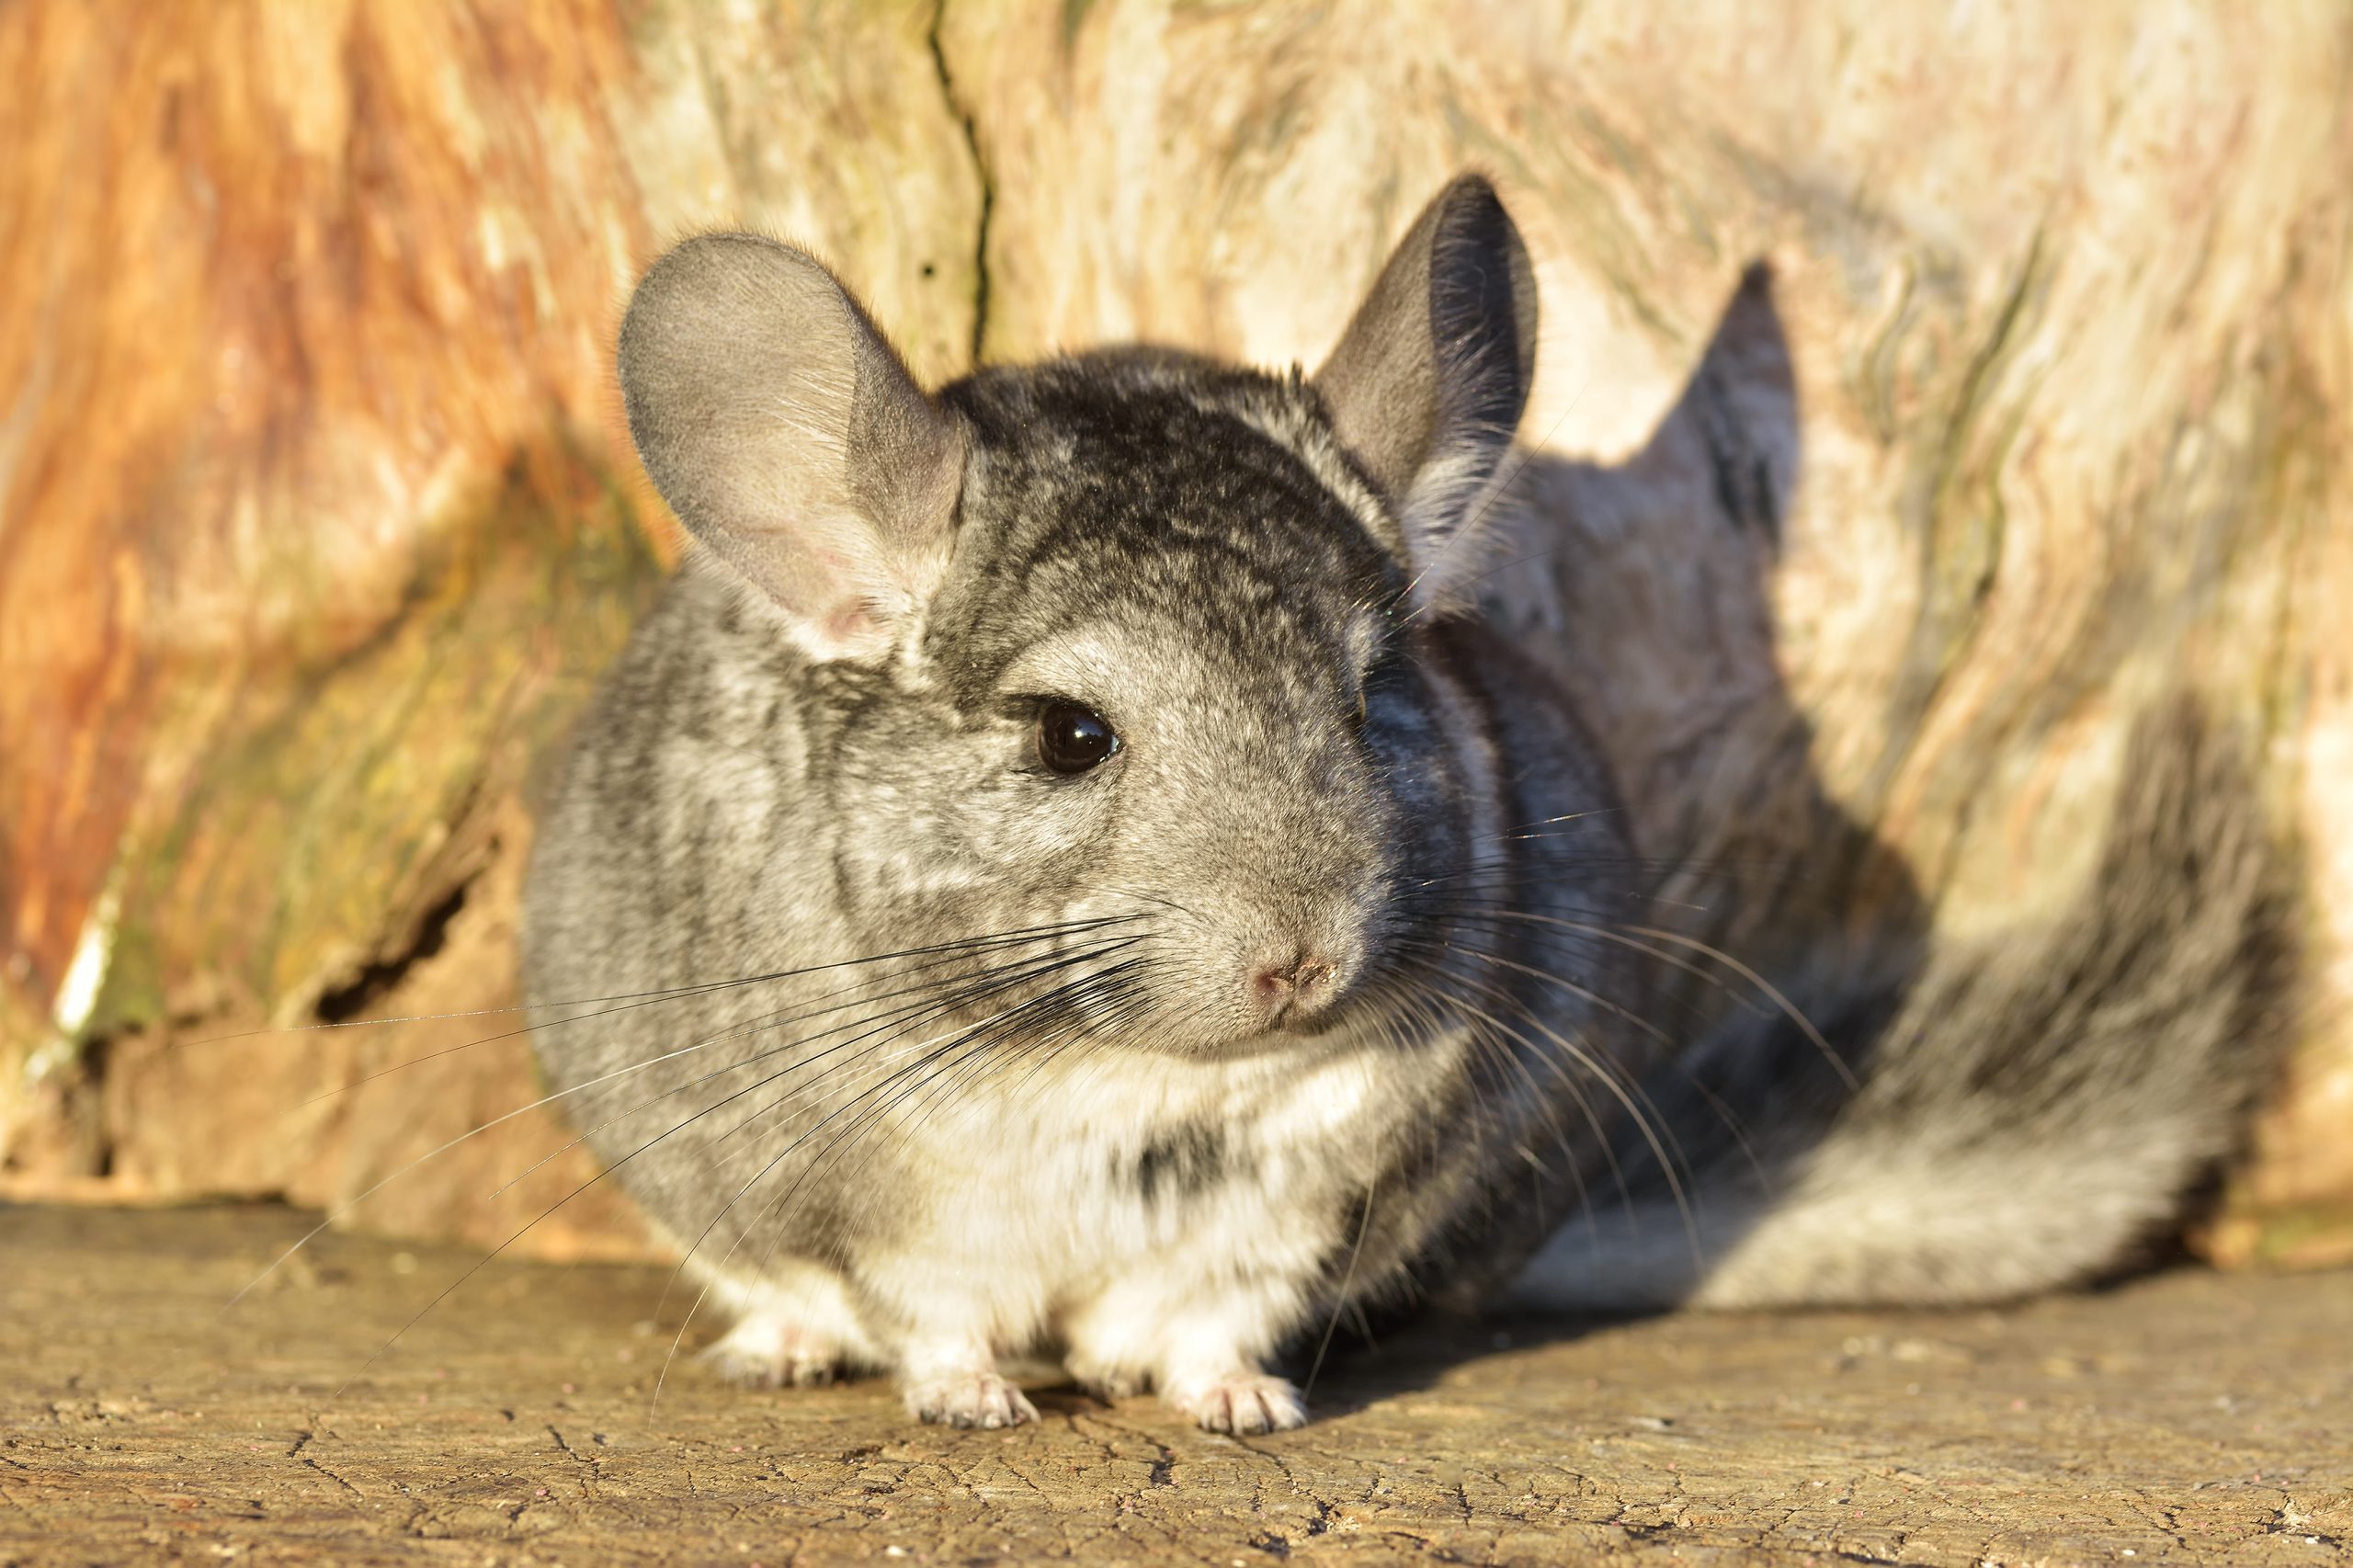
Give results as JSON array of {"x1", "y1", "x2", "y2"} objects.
[{"x1": 1244, "y1": 939, "x2": 1354, "y2": 1029}]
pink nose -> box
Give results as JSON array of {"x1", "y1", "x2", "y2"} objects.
[{"x1": 1248, "y1": 949, "x2": 1340, "y2": 1027}]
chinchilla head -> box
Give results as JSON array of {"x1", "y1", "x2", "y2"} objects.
[{"x1": 617, "y1": 176, "x2": 1542, "y2": 1056}]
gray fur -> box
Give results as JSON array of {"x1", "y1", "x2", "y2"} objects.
[
  {"x1": 1513, "y1": 700, "x2": 2293, "y2": 1312},
  {"x1": 523, "y1": 175, "x2": 2291, "y2": 1432}
]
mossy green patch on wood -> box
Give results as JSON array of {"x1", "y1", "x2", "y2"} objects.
[{"x1": 86, "y1": 435, "x2": 666, "y2": 1044}]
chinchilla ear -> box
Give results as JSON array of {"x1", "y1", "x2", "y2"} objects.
[
  {"x1": 618, "y1": 233, "x2": 967, "y2": 660},
  {"x1": 1313, "y1": 174, "x2": 1538, "y2": 613}
]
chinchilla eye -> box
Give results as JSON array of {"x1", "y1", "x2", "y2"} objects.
[{"x1": 1036, "y1": 700, "x2": 1120, "y2": 775}]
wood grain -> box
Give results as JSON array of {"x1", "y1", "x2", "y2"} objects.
[
  {"x1": 2, "y1": 0, "x2": 2346, "y2": 1263},
  {"x1": 6, "y1": 1201, "x2": 2350, "y2": 1563},
  {"x1": 0, "y1": 0, "x2": 981, "y2": 1250}
]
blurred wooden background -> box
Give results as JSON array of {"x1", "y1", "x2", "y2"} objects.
[{"x1": 3, "y1": 0, "x2": 2347, "y2": 1267}]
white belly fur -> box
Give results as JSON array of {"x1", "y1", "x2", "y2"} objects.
[{"x1": 686, "y1": 1030, "x2": 1447, "y2": 1405}]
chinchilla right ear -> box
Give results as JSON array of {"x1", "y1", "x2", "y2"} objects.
[
  {"x1": 617, "y1": 233, "x2": 968, "y2": 661},
  {"x1": 1313, "y1": 175, "x2": 1538, "y2": 616}
]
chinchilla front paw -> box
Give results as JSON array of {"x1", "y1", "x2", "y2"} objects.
[
  {"x1": 1168, "y1": 1369, "x2": 1307, "y2": 1435},
  {"x1": 903, "y1": 1368, "x2": 1040, "y2": 1429},
  {"x1": 699, "y1": 1311, "x2": 851, "y2": 1389}
]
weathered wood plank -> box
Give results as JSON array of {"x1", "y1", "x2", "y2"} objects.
[
  {"x1": 6, "y1": 1201, "x2": 2350, "y2": 1563},
  {"x1": 2, "y1": 0, "x2": 2346, "y2": 1263}
]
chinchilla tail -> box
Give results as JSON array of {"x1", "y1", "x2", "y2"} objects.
[{"x1": 1510, "y1": 699, "x2": 2296, "y2": 1312}]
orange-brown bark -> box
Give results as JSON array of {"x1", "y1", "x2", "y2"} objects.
[{"x1": 3, "y1": 1, "x2": 2346, "y2": 1264}]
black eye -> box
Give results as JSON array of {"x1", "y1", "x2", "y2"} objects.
[{"x1": 1036, "y1": 700, "x2": 1120, "y2": 775}]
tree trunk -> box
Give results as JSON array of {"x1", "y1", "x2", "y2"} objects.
[{"x1": 4, "y1": 0, "x2": 2347, "y2": 1266}]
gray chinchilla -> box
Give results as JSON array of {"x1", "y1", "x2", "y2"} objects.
[{"x1": 523, "y1": 176, "x2": 2289, "y2": 1432}]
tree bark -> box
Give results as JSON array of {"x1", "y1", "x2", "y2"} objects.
[{"x1": 4, "y1": 1, "x2": 2347, "y2": 1265}]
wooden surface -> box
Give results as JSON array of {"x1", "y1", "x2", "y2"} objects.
[
  {"x1": 2, "y1": 1, "x2": 2349, "y2": 1263},
  {"x1": 5, "y1": 1201, "x2": 2350, "y2": 1566}
]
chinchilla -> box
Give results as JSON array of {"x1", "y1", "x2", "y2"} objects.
[{"x1": 521, "y1": 175, "x2": 2290, "y2": 1432}]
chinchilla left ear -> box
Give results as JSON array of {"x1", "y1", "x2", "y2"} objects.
[
  {"x1": 1313, "y1": 175, "x2": 1538, "y2": 615},
  {"x1": 618, "y1": 233, "x2": 968, "y2": 661}
]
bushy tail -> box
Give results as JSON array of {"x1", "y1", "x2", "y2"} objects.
[{"x1": 1512, "y1": 700, "x2": 2297, "y2": 1312}]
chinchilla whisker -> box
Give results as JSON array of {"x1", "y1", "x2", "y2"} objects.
[
  {"x1": 1435, "y1": 909, "x2": 1858, "y2": 1093},
  {"x1": 1421, "y1": 978, "x2": 1608, "y2": 1241},
  {"x1": 1439, "y1": 903, "x2": 1769, "y2": 1074},
  {"x1": 1467, "y1": 999, "x2": 1669, "y2": 1238},
  {"x1": 796, "y1": 970, "x2": 1172, "y2": 1272},
  {"x1": 188, "y1": 914, "x2": 1142, "y2": 1052},
  {"x1": 688, "y1": 947, "x2": 1159, "y2": 1182},
  {"x1": 1404, "y1": 848, "x2": 1805, "y2": 894},
  {"x1": 1393, "y1": 928, "x2": 1769, "y2": 1205},
  {"x1": 695, "y1": 1033, "x2": 946, "y2": 1165},
  {"x1": 1397, "y1": 870, "x2": 1710, "y2": 924},
  {"x1": 1302, "y1": 1165, "x2": 1379, "y2": 1400},
  {"x1": 798, "y1": 954, "x2": 1165, "y2": 1182},
  {"x1": 990, "y1": 967, "x2": 1168, "y2": 1108},
  {"x1": 853, "y1": 970, "x2": 1156, "y2": 1167},
  {"x1": 1370, "y1": 957, "x2": 1610, "y2": 1245},
  {"x1": 580, "y1": 943, "x2": 1160, "y2": 1292},
  {"x1": 1407, "y1": 930, "x2": 1675, "y2": 1051},
  {"x1": 238, "y1": 939, "x2": 1113, "y2": 1306},
  {"x1": 729, "y1": 965, "x2": 1171, "y2": 1309},
  {"x1": 1482, "y1": 806, "x2": 1626, "y2": 839},
  {"x1": 651, "y1": 954, "x2": 1161, "y2": 1399},
  {"x1": 649, "y1": 941, "x2": 1155, "y2": 1288},
  {"x1": 490, "y1": 936, "x2": 1149, "y2": 1200},
  {"x1": 658, "y1": 1029, "x2": 1020, "y2": 1359},
  {"x1": 1389, "y1": 898, "x2": 1659, "y2": 1021},
  {"x1": 869, "y1": 958, "x2": 1161, "y2": 1154},
  {"x1": 227, "y1": 1031, "x2": 721, "y2": 1308},
  {"x1": 1393, "y1": 894, "x2": 1774, "y2": 1023},
  {"x1": 1373, "y1": 946, "x2": 1562, "y2": 1167},
  {"x1": 1386, "y1": 938, "x2": 1631, "y2": 1206},
  {"x1": 1400, "y1": 536, "x2": 1580, "y2": 612},
  {"x1": 1417, "y1": 904, "x2": 1755, "y2": 1036},
  {"x1": 330, "y1": 934, "x2": 1152, "y2": 1391},
  {"x1": 1059, "y1": 881, "x2": 1205, "y2": 925},
  {"x1": 969, "y1": 986, "x2": 1188, "y2": 1140},
  {"x1": 790, "y1": 954, "x2": 1161, "y2": 1188},
  {"x1": 1397, "y1": 936, "x2": 1700, "y2": 1250},
  {"x1": 1456, "y1": 973, "x2": 1709, "y2": 1234},
  {"x1": 499, "y1": 998, "x2": 943, "y2": 1199},
  {"x1": 705, "y1": 937, "x2": 1156, "y2": 1151},
  {"x1": 694, "y1": 1021, "x2": 1012, "y2": 1179},
  {"x1": 297, "y1": 918, "x2": 1136, "y2": 1112},
  {"x1": 801, "y1": 1013, "x2": 1133, "y2": 1255},
  {"x1": 1404, "y1": 928, "x2": 1779, "y2": 1198},
  {"x1": 1398, "y1": 930, "x2": 1669, "y2": 1121}
]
